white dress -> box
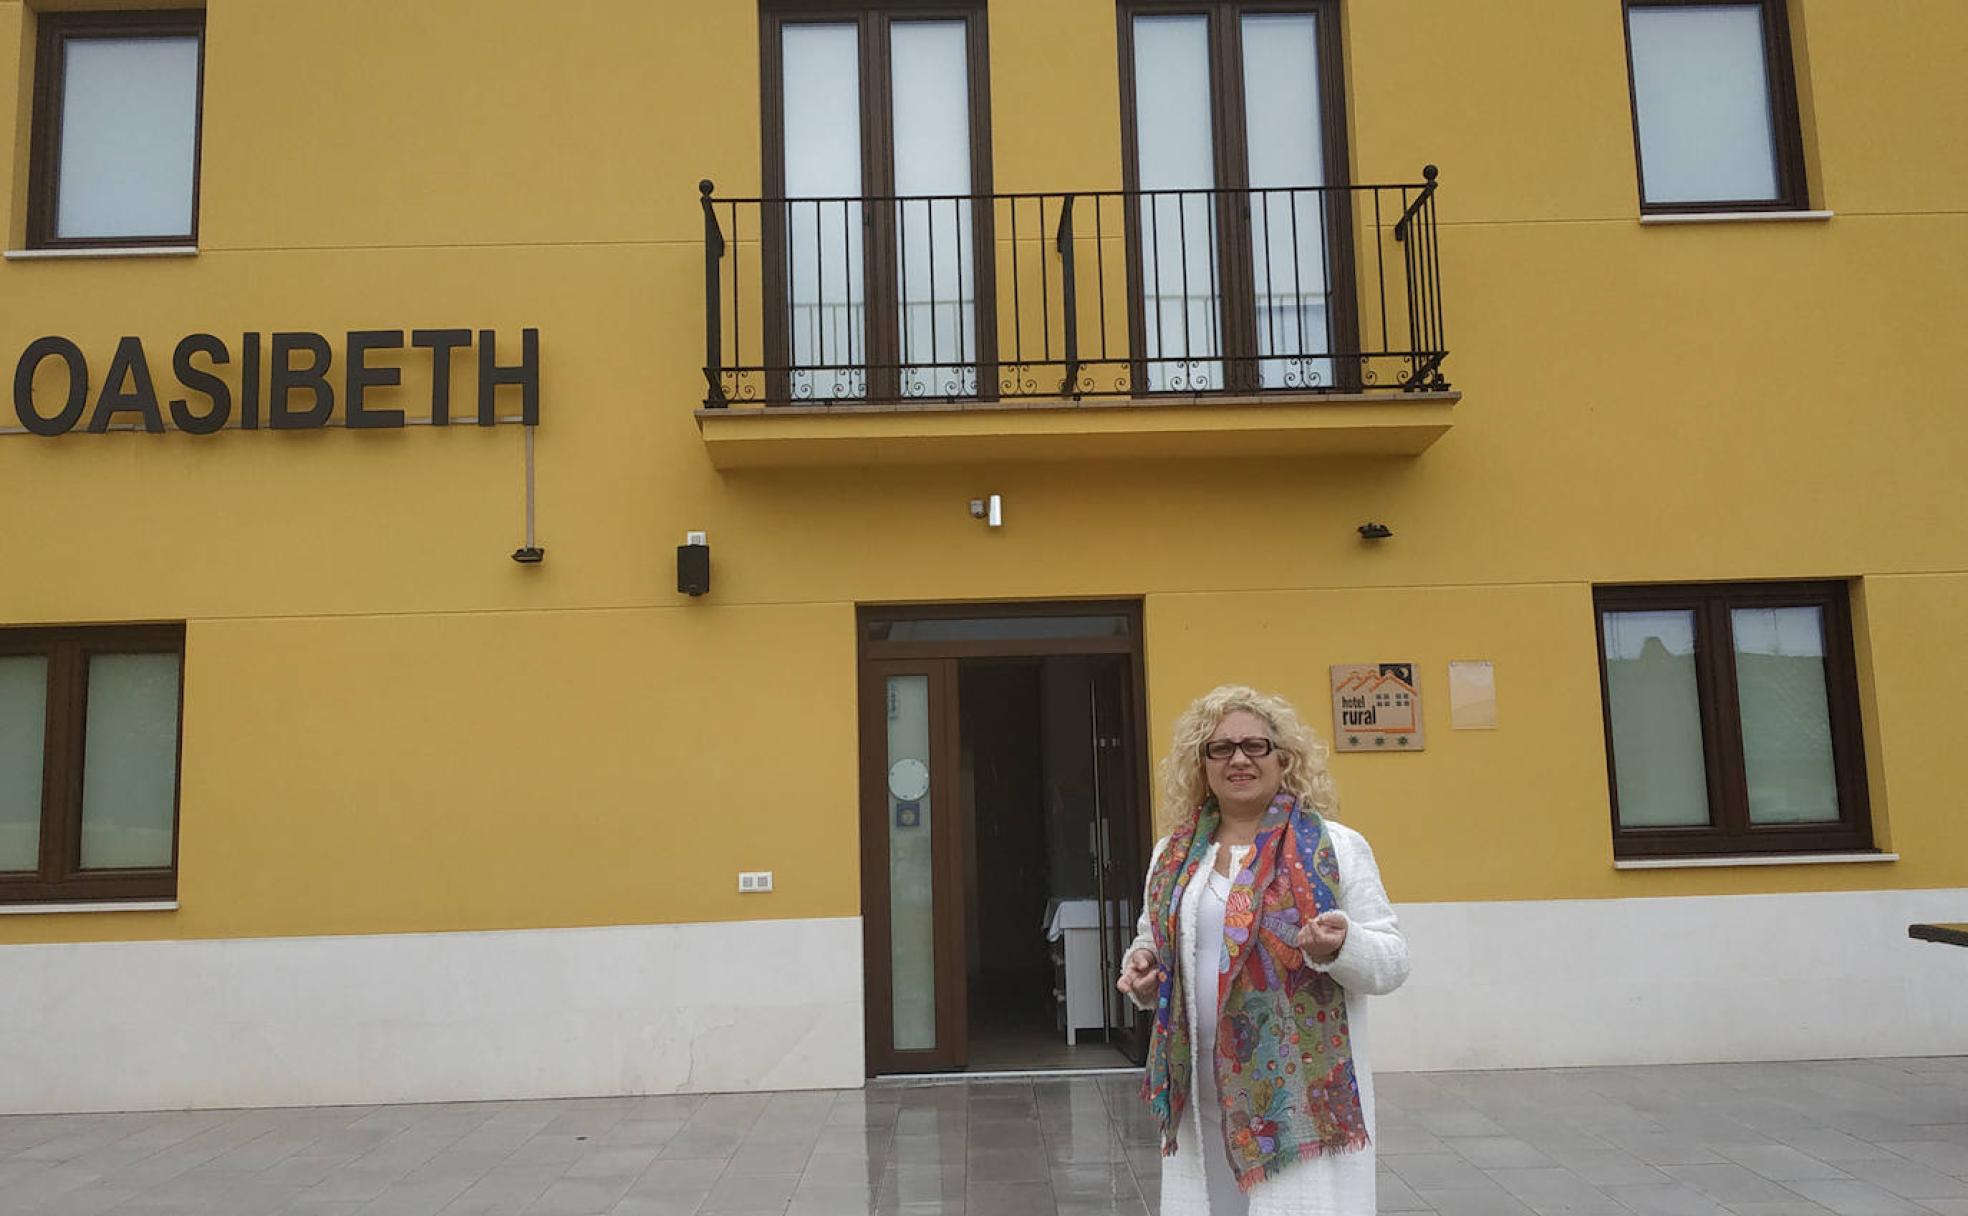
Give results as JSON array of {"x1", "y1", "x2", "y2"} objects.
[
  {"x1": 1127, "y1": 821, "x2": 1410, "y2": 1216},
  {"x1": 1195, "y1": 860, "x2": 1252, "y2": 1216}
]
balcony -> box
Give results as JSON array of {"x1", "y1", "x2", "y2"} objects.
[{"x1": 695, "y1": 170, "x2": 1456, "y2": 468}]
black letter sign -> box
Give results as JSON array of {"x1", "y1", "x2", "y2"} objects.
[
  {"x1": 271, "y1": 332, "x2": 335, "y2": 429},
  {"x1": 477, "y1": 328, "x2": 540, "y2": 426},
  {"x1": 170, "y1": 334, "x2": 233, "y2": 434},
  {"x1": 15, "y1": 328, "x2": 541, "y2": 437},
  {"x1": 412, "y1": 329, "x2": 470, "y2": 426},
  {"x1": 12, "y1": 337, "x2": 88, "y2": 436},
  {"x1": 345, "y1": 330, "x2": 405, "y2": 429},
  {"x1": 239, "y1": 332, "x2": 262, "y2": 430},
  {"x1": 87, "y1": 337, "x2": 166, "y2": 433}
]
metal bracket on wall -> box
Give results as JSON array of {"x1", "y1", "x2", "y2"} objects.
[{"x1": 511, "y1": 425, "x2": 544, "y2": 564}]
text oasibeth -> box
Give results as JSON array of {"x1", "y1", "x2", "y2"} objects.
[{"x1": 10, "y1": 329, "x2": 540, "y2": 435}]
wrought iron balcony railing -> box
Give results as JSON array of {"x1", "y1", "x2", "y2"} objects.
[{"x1": 699, "y1": 168, "x2": 1445, "y2": 408}]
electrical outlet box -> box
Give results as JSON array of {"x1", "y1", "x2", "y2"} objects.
[{"x1": 738, "y1": 871, "x2": 773, "y2": 893}]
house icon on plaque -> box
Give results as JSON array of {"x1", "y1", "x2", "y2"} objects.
[{"x1": 1332, "y1": 665, "x2": 1421, "y2": 733}]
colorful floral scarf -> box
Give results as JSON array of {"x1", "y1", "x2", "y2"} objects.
[{"x1": 1141, "y1": 791, "x2": 1369, "y2": 1190}]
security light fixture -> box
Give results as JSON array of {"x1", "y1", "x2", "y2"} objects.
[
  {"x1": 678, "y1": 531, "x2": 711, "y2": 596},
  {"x1": 969, "y1": 494, "x2": 1003, "y2": 529}
]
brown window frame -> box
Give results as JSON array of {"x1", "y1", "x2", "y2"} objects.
[
  {"x1": 757, "y1": 0, "x2": 999, "y2": 404},
  {"x1": 1115, "y1": 0, "x2": 1359, "y2": 394},
  {"x1": 1621, "y1": 0, "x2": 1809, "y2": 215},
  {"x1": 1594, "y1": 582, "x2": 1871, "y2": 860},
  {"x1": 26, "y1": 9, "x2": 207, "y2": 251},
  {"x1": 0, "y1": 624, "x2": 185, "y2": 904}
]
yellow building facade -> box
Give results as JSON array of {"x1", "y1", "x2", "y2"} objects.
[{"x1": 2, "y1": 0, "x2": 1965, "y2": 1112}]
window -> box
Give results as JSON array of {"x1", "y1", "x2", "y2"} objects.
[
  {"x1": 1594, "y1": 583, "x2": 1870, "y2": 858},
  {"x1": 27, "y1": 10, "x2": 206, "y2": 250},
  {"x1": 759, "y1": 1, "x2": 994, "y2": 402},
  {"x1": 1118, "y1": 0, "x2": 1356, "y2": 392},
  {"x1": 1622, "y1": 0, "x2": 1808, "y2": 212},
  {"x1": 0, "y1": 626, "x2": 184, "y2": 903}
]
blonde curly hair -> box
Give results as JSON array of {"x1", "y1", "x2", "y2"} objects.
[{"x1": 1156, "y1": 684, "x2": 1338, "y2": 828}]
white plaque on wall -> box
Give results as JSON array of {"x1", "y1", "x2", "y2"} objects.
[{"x1": 1449, "y1": 660, "x2": 1499, "y2": 730}]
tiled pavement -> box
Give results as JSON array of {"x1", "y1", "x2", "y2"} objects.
[{"x1": 0, "y1": 1058, "x2": 1962, "y2": 1216}]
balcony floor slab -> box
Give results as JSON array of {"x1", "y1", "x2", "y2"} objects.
[{"x1": 694, "y1": 390, "x2": 1460, "y2": 469}]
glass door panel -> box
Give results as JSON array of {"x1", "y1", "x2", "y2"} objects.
[
  {"x1": 891, "y1": 20, "x2": 978, "y2": 398},
  {"x1": 1241, "y1": 12, "x2": 1333, "y2": 390},
  {"x1": 1131, "y1": 14, "x2": 1223, "y2": 392},
  {"x1": 782, "y1": 22, "x2": 868, "y2": 400},
  {"x1": 1090, "y1": 655, "x2": 1148, "y2": 1062},
  {"x1": 1125, "y1": 2, "x2": 1355, "y2": 395},
  {"x1": 886, "y1": 673, "x2": 937, "y2": 1050},
  {"x1": 862, "y1": 658, "x2": 963, "y2": 1072}
]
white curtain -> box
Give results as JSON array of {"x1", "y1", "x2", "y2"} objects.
[
  {"x1": 1242, "y1": 12, "x2": 1334, "y2": 389},
  {"x1": 891, "y1": 22, "x2": 978, "y2": 398},
  {"x1": 58, "y1": 36, "x2": 201, "y2": 240},
  {"x1": 782, "y1": 24, "x2": 867, "y2": 399},
  {"x1": 1602, "y1": 610, "x2": 1713, "y2": 828},
  {"x1": 1133, "y1": 16, "x2": 1222, "y2": 392},
  {"x1": 1628, "y1": 6, "x2": 1781, "y2": 204},
  {"x1": 1732, "y1": 607, "x2": 1840, "y2": 824},
  {"x1": 79, "y1": 654, "x2": 180, "y2": 869},
  {"x1": 0, "y1": 658, "x2": 47, "y2": 871}
]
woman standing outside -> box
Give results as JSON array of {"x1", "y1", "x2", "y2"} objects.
[{"x1": 1117, "y1": 685, "x2": 1410, "y2": 1215}]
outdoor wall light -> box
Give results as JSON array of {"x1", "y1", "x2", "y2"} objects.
[
  {"x1": 1358, "y1": 522, "x2": 1393, "y2": 540},
  {"x1": 677, "y1": 530, "x2": 711, "y2": 596},
  {"x1": 969, "y1": 495, "x2": 1003, "y2": 529}
]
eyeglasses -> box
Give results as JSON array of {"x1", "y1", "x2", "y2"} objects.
[{"x1": 1201, "y1": 737, "x2": 1276, "y2": 761}]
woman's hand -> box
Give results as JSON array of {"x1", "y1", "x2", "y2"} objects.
[
  {"x1": 1297, "y1": 910, "x2": 1348, "y2": 964},
  {"x1": 1116, "y1": 947, "x2": 1162, "y2": 1002}
]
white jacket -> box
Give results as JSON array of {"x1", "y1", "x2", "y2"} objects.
[{"x1": 1126, "y1": 820, "x2": 1410, "y2": 1215}]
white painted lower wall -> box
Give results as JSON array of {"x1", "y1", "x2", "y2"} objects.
[
  {"x1": 1376, "y1": 886, "x2": 1968, "y2": 1071},
  {"x1": 0, "y1": 917, "x2": 864, "y2": 1116},
  {"x1": 3, "y1": 888, "x2": 1964, "y2": 1114}
]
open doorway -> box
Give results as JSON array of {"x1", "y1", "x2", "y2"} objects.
[
  {"x1": 858, "y1": 604, "x2": 1151, "y2": 1076},
  {"x1": 961, "y1": 657, "x2": 1136, "y2": 1071}
]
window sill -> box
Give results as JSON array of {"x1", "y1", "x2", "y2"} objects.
[
  {"x1": 1639, "y1": 210, "x2": 1833, "y2": 226},
  {"x1": 4, "y1": 245, "x2": 198, "y2": 261},
  {"x1": 0, "y1": 900, "x2": 179, "y2": 915},
  {"x1": 1614, "y1": 851, "x2": 1896, "y2": 871}
]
